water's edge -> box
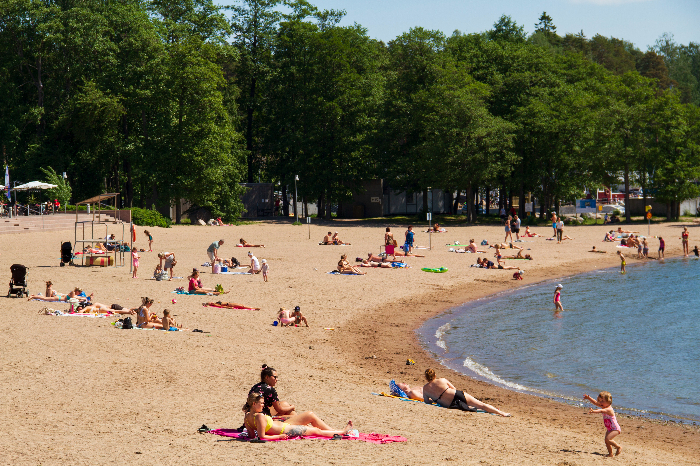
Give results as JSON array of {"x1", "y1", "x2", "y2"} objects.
[{"x1": 416, "y1": 260, "x2": 697, "y2": 425}]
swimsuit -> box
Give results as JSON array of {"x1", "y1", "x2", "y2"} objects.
[
  {"x1": 245, "y1": 414, "x2": 276, "y2": 434},
  {"x1": 442, "y1": 389, "x2": 478, "y2": 412},
  {"x1": 554, "y1": 291, "x2": 560, "y2": 303},
  {"x1": 603, "y1": 413, "x2": 621, "y2": 433}
]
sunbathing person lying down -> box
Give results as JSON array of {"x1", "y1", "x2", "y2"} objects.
[{"x1": 28, "y1": 286, "x2": 92, "y2": 302}]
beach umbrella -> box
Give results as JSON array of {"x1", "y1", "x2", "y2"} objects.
[{"x1": 12, "y1": 181, "x2": 58, "y2": 191}]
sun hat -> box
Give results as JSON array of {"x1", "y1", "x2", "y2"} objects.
[
  {"x1": 555, "y1": 284, "x2": 563, "y2": 289},
  {"x1": 261, "y1": 259, "x2": 267, "y2": 263},
  {"x1": 247, "y1": 251, "x2": 253, "y2": 256}
]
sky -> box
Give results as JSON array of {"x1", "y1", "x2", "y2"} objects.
[{"x1": 232, "y1": 0, "x2": 700, "y2": 50}]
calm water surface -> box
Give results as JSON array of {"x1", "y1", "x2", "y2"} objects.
[{"x1": 418, "y1": 258, "x2": 700, "y2": 422}]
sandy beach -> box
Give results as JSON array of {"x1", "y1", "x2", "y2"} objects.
[{"x1": 1, "y1": 220, "x2": 698, "y2": 465}]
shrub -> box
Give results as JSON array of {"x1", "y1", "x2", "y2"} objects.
[
  {"x1": 130, "y1": 207, "x2": 171, "y2": 228},
  {"x1": 180, "y1": 218, "x2": 192, "y2": 225}
]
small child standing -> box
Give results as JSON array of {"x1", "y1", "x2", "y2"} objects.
[
  {"x1": 642, "y1": 238, "x2": 649, "y2": 258},
  {"x1": 132, "y1": 250, "x2": 139, "y2": 278},
  {"x1": 553, "y1": 284, "x2": 563, "y2": 311},
  {"x1": 583, "y1": 391, "x2": 622, "y2": 457},
  {"x1": 261, "y1": 259, "x2": 269, "y2": 282},
  {"x1": 617, "y1": 251, "x2": 626, "y2": 274},
  {"x1": 144, "y1": 230, "x2": 153, "y2": 252}
]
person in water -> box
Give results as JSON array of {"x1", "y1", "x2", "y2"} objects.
[
  {"x1": 554, "y1": 284, "x2": 563, "y2": 311},
  {"x1": 583, "y1": 391, "x2": 622, "y2": 457}
]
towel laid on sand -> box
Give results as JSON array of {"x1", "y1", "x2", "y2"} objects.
[
  {"x1": 203, "y1": 302, "x2": 259, "y2": 310},
  {"x1": 208, "y1": 429, "x2": 406, "y2": 444}
]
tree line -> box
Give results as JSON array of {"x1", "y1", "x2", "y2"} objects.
[{"x1": 1, "y1": 2, "x2": 699, "y2": 221}]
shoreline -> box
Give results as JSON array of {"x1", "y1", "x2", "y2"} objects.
[{"x1": 414, "y1": 257, "x2": 698, "y2": 425}]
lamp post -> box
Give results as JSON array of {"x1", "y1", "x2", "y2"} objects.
[{"x1": 294, "y1": 175, "x2": 299, "y2": 223}]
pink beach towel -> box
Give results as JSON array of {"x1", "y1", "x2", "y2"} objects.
[{"x1": 208, "y1": 429, "x2": 407, "y2": 444}]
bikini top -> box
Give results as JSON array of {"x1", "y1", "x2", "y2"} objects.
[{"x1": 246, "y1": 413, "x2": 273, "y2": 433}]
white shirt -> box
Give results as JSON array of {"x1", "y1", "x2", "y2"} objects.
[
  {"x1": 250, "y1": 255, "x2": 260, "y2": 271},
  {"x1": 556, "y1": 220, "x2": 564, "y2": 229}
]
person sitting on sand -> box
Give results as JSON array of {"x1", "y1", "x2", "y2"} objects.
[
  {"x1": 188, "y1": 269, "x2": 226, "y2": 294},
  {"x1": 429, "y1": 223, "x2": 446, "y2": 233},
  {"x1": 332, "y1": 232, "x2": 350, "y2": 245},
  {"x1": 161, "y1": 309, "x2": 182, "y2": 330},
  {"x1": 337, "y1": 254, "x2": 365, "y2": 274},
  {"x1": 246, "y1": 251, "x2": 261, "y2": 274},
  {"x1": 239, "y1": 238, "x2": 265, "y2": 248},
  {"x1": 290, "y1": 306, "x2": 308, "y2": 327},
  {"x1": 523, "y1": 226, "x2": 541, "y2": 237},
  {"x1": 135, "y1": 297, "x2": 163, "y2": 329},
  {"x1": 249, "y1": 365, "x2": 296, "y2": 417},
  {"x1": 422, "y1": 368, "x2": 510, "y2": 416},
  {"x1": 277, "y1": 308, "x2": 296, "y2": 326},
  {"x1": 604, "y1": 231, "x2": 616, "y2": 242},
  {"x1": 590, "y1": 246, "x2": 606, "y2": 253},
  {"x1": 322, "y1": 231, "x2": 333, "y2": 245},
  {"x1": 243, "y1": 392, "x2": 353, "y2": 440},
  {"x1": 466, "y1": 239, "x2": 486, "y2": 253}
]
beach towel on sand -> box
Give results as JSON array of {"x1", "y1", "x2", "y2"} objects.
[
  {"x1": 327, "y1": 271, "x2": 362, "y2": 275},
  {"x1": 203, "y1": 302, "x2": 259, "y2": 310},
  {"x1": 208, "y1": 429, "x2": 406, "y2": 444}
]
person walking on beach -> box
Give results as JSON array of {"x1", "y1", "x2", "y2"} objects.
[
  {"x1": 504, "y1": 216, "x2": 512, "y2": 243},
  {"x1": 554, "y1": 284, "x2": 563, "y2": 311},
  {"x1": 617, "y1": 251, "x2": 626, "y2": 274},
  {"x1": 512, "y1": 215, "x2": 521, "y2": 240},
  {"x1": 207, "y1": 239, "x2": 224, "y2": 274},
  {"x1": 583, "y1": 392, "x2": 622, "y2": 457},
  {"x1": 384, "y1": 227, "x2": 396, "y2": 261},
  {"x1": 681, "y1": 227, "x2": 689, "y2": 257},
  {"x1": 658, "y1": 236, "x2": 665, "y2": 259},
  {"x1": 556, "y1": 217, "x2": 564, "y2": 243},
  {"x1": 551, "y1": 213, "x2": 558, "y2": 238},
  {"x1": 404, "y1": 225, "x2": 415, "y2": 255}
]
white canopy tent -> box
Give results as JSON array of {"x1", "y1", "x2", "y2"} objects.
[{"x1": 12, "y1": 181, "x2": 58, "y2": 191}]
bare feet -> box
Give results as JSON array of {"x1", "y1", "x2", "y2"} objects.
[
  {"x1": 342, "y1": 421, "x2": 353, "y2": 435},
  {"x1": 615, "y1": 446, "x2": 622, "y2": 456}
]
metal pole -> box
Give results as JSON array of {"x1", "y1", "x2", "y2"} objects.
[{"x1": 294, "y1": 175, "x2": 299, "y2": 223}]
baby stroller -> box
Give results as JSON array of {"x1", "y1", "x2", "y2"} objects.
[
  {"x1": 60, "y1": 241, "x2": 73, "y2": 266},
  {"x1": 8, "y1": 264, "x2": 28, "y2": 297}
]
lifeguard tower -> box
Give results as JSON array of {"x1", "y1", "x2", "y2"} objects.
[{"x1": 73, "y1": 193, "x2": 132, "y2": 269}]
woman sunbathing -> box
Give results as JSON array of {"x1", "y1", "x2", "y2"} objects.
[
  {"x1": 135, "y1": 297, "x2": 163, "y2": 329},
  {"x1": 360, "y1": 260, "x2": 393, "y2": 268},
  {"x1": 477, "y1": 258, "x2": 520, "y2": 270},
  {"x1": 239, "y1": 238, "x2": 265, "y2": 248},
  {"x1": 243, "y1": 392, "x2": 353, "y2": 440},
  {"x1": 79, "y1": 302, "x2": 134, "y2": 314},
  {"x1": 466, "y1": 240, "x2": 485, "y2": 253},
  {"x1": 393, "y1": 249, "x2": 425, "y2": 257},
  {"x1": 523, "y1": 226, "x2": 541, "y2": 237},
  {"x1": 422, "y1": 368, "x2": 510, "y2": 416},
  {"x1": 28, "y1": 287, "x2": 91, "y2": 302},
  {"x1": 337, "y1": 254, "x2": 365, "y2": 274},
  {"x1": 188, "y1": 269, "x2": 227, "y2": 294}
]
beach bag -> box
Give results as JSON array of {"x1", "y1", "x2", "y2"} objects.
[{"x1": 122, "y1": 317, "x2": 133, "y2": 329}]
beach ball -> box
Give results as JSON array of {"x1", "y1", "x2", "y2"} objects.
[{"x1": 172, "y1": 299, "x2": 177, "y2": 304}]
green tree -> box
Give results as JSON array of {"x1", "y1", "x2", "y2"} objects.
[{"x1": 40, "y1": 166, "x2": 72, "y2": 206}]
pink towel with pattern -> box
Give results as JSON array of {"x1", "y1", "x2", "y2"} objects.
[{"x1": 208, "y1": 429, "x2": 406, "y2": 444}]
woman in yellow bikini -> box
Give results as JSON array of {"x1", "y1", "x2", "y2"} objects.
[{"x1": 243, "y1": 392, "x2": 353, "y2": 440}]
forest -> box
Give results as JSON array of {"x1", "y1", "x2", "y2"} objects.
[{"x1": 1, "y1": 0, "x2": 699, "y2": 221}]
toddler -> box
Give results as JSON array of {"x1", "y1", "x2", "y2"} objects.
[
  {"x1": 161, "y1": 309, "x2": 181, "y2": 331},
  {"x1": 583, "y1": 391, "x2": 622, "y2": 457},
  {"x1": 291, "y1": 305, "x2": 309, "y2": 327},
  {"x1": 553, "y1": 284, "x2": 563, "y2": 311},
  {"x1": 617, "y1": 251, "x2": 626, "y2": 274},
  {"x1": 261, "y1": 259, "x2": 269, "y2": 282},
  {"x1": 132, "y1": 250, "x2": 139, "y2": 278}
]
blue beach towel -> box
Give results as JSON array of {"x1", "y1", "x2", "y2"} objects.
[{"x1": 390, "y1": 380, "x2": 407, "y2": 398}]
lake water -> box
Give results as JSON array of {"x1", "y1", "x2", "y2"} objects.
[{"x1": 418, "y1": 257, "x2": 700, "y2": 423}]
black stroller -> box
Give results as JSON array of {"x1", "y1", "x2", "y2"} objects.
[
  {"x1": 8, "y1": 264, "x2": 28, "y2": 297},
  {"x1": 60, "y1": 241, "x2": 73, "y2": 266}
]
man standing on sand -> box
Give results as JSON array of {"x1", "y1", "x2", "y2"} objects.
[
  {"x1": 207, "y1": 239, "x2": 224, "y2": 274},
  {"x1": 512, "y1": 214, "x2": 521, "y2": 240}
]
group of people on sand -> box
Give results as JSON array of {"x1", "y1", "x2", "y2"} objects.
[
  {"x1": 276, "y1": 306, "x2": 309, "y2": 327},
  {"x1": 207, "y1": 239, "x2": 268, "y2": 278},
  {"x1": 243, "y1": 365, "x2": 354, "y2": 440},
  {"x1": 322, "y1": 231, "x2": 350, "y2": 245}
]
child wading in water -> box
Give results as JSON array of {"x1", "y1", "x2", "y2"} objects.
[
  {"x1": 144, "y1": 230, "x2": 153, "y2": 252},
  {"x1": 617, "y1": 251, "x2": 626, "y2": 274},
  {"x1": 583, "y1": 391, "x2": 622, "y2": 457},
  {"x1": 554, "y1": 284, "x2": 563, "y2": 311}
]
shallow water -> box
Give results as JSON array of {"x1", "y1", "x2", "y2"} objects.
[{"x1": 418, "y1": 257, "x2": 700, "y2": 423}]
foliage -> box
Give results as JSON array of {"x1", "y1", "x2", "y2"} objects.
[
  {"x1": 130, "y1": 207, "x2": 172, "y2": 228},
  {"x1": 40, "y1": 166, "x2": 72, "y2": 206}
]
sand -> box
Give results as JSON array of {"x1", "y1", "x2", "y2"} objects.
[{"x1": 1, "y1": 220, "x2": 698, "y2": 465}]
